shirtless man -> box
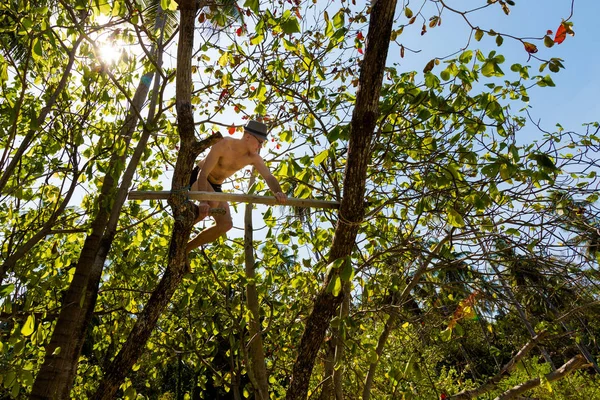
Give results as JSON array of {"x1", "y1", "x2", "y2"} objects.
[{"x1": 187, "y1": 120, "x2": 287, "y2": 252}]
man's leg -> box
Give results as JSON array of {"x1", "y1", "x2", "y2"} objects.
[{"x1": 186, "y1": 201, "x2": 233, "y2": 253}]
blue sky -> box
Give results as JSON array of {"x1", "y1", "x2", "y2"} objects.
[{"x1": 385, "y1": 0, "x2": 599, "y2": 133}]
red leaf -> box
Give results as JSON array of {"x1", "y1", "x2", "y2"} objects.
[
  {"x1": 236, "y1": 27, "x2": 243, "y2": 36},
  {"x1": 546, "y1": 29, "x2": 553, "y2": 35},
  {"x1": 276, "y1": 144, "x2": 281, "y2": 149},
  {"x1": 228, "y1": 126, "x2": 236, "y2": 135},
  {"x1": 523, "y1": 42, "x2": 538, "y2": 54},
  {"x1": 554, "y1": 23, "x2": 567, "y2": 44},
  {"x1": 198, "y1": 13, "x2": 205, "y2": 23},
  {"x1": 294, "y1": 7, "x2": 301, "y2": 19},
  {"x1": 356, "y1": 31, "x2": 364, "y2": 40},
  {"x1": 357, "y1": 48, "x2": 364, "y2": 55}
]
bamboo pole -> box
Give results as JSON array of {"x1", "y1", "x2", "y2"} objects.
[{"x1": 128, "y1": 191, "x2": 340, "y2": 209}]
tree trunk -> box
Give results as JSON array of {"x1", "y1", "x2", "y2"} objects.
[
  {"x1": 285, "y1": 1, "x2": 398, "y2": 398},
  {"x1": 244, "y1": 170, "x2": 270, "y2": 399},
  {"x1": 362, "y1": 313, "x2": 397, "y2": 400},
  {"x1": 31, "y1": 12, "x2": 167, "y2": 400},
  {"x1": 90, "y1": 2, "x2": 210, "y2": 397},
  {"x1": 332, "y1": 284, "x2": 350, "y2": 400},
  {"x1": 318, "y1": 339, "x2": 336, "y2": 400}
]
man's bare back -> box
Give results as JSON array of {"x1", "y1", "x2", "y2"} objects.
[{"x1": 186, "y1": 120, "x2": 287, "y2": 253}]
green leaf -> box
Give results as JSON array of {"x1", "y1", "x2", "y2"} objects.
[
  {"x1": 160, "y1": 0, "x2": 170, "y2": 12},
  {"x1": 244, "y1": 0, "x2": 260, "y2": 14},
  {"x1": 21, "y1": 315, "x2": 35, "y2": 337},
  {"x1": 327, "y1": 276, "x2": 342, "y2": 296},
  {"x1": 531, "y1": 153, "x2": 558, "y2": 171},
  {"x1": 537, "y1": 75, "x2": 555, "y2": 87},
  {"x1": 340, "y1": 260, "x2": 354, "y2": 282},
  {"x1": 304, "y1": 113, "x2": 316, "y2": 129},
  {"x1": 3, "y1": 370, "x2": 16, "y2": 389},
  {"x1": 481, "y1": 61, "x2": 503, "y2": 77},
  {"x1": 314, "y1": 149, "x2": 329, "y2": 166},
  {"x1": 0, "y1": 283, "x2": 14, "y2": 297},
  {"x1": 32, "y1": 39, "x2": 43, "y2": 62},
  {"x1": 124, "y1": 386, "x2": 137, "y2": 400},
  {"x1": 333, "y1": 10, "x2": 345, "y2": 29},
  {"x1": 440, "y1": 69, "x2": 450, "y2": 81},
  {"x1": 326, "y1": 257, "x2": 346, "y2": 272},
  {"x1": 475, "y1": 29, "x2": 484, "y2": 42},
  {"x1": 440, "y1": 327, "x2": 452, "y2": 342},
  {"x1": 325, "y1": 20, "x2": 334, "y2": 37},
  {"x1": 446, "y1": 207, "x2": 465, "y2": 228},
  {"x1": 281, "y1": 17, "x2": 301, "y2": 34},
  {"x1": 459, "y1": 50, "x2": 473, "y2": 64}
]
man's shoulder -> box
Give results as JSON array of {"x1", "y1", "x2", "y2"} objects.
[{"x1": 211, "y1": 137, "x2": 234, "y2": 151}]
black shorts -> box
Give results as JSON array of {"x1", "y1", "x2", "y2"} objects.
[{"x1": 189, "y1": 166, "x2": 222, "y2": 192}]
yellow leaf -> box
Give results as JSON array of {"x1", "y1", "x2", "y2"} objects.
[
  {"x1": 21, "y1": 315, "x2": 35, "y2": 337},
  {"x1": 218, "y1": 52, "x2": 229, "y2": 67}
]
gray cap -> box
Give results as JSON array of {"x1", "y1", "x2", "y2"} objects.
[{"x1": 244, "y1": 120, "x2": 268, "y2": 140}]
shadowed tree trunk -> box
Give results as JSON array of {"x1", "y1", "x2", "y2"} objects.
[
  {"x1": 332, "y1": 283, "x2": 350, "y2": 399},
  {"x1": 90, "y1": 1, "x2": 218, "y2": 398},
  {"x1": 319, "y1": 338, "x2": 336, "y2": 400},
  {"x1": 244, "y1": 170, "x2": 270, "y2": 399},
  {"x1": 285, "y1": 0, "x2": 398, "y2": 398}
]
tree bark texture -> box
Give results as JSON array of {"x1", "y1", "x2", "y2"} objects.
[
  {"x1": 333, "y1": 284, "x2": 350, "y2": 400},
  {"x1": 91, "y1": 2, "x2": 205, "y2": 398},
  {"x1": 285, "y1": 1, "x2": 398, "y2": 399},
  {"x1": 318, "y1": 339, "x2": 336, "y2": 400},
  {"x1": 244, "y1": 171, "x2": 270, "y2": 400}
]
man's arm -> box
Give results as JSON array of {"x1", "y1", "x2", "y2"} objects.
[
  {"x1": 253, "y1": 155, "x2": 287, "y2": 203},
  {"x1": 195, "y1": 141, "x2": 225, "y2": 217},
  {"x1": 197, "y1": 141, "x2": 226, "y2": 191}
]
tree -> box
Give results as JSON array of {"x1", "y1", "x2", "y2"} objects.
[{"x1": 2, "y1": 0, "x2": 600, "y2": 399}]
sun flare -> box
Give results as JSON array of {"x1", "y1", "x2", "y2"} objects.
[{"x1": 98, "y1": 43, "x2": 122, "y2": 64}]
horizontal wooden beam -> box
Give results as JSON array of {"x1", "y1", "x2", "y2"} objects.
[{"x1": 128, "y1": 191, "x2": 340, "y2": 210}]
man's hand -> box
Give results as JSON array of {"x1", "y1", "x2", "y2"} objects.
[
  {"x1": 198, "y1": 202, "x2": 210, "y2": 219},
  {"x1": 275, "y1": 192, "x2": 287, "y2": 204}
]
